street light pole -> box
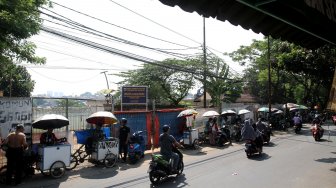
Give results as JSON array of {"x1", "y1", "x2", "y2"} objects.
[{"x1": 101, "y1": 71, "x2": 110, "y2": 90}]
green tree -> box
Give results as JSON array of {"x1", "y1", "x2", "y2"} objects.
[
  {"x1": 0, "y1": 0, "x2": 48, "y2": 97},
  {"x1": 229, "y1": 38, "x2": 336, "y2": 108},
  {"x1": 192, "y1": 54, "x2": 243, "y2": 107},
  {"x1": 119, "y1": 59, "x2": 195, "y2": 106}
]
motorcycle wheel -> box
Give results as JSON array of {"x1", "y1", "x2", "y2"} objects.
[
  {"x1": 295, "y1": 128, "x2": 300, "y2": 134},
  {"x1": 0, "y1": 165, "x2": 7, "y2": 184},
  {"x1": 149, "y1": 171, "x2": 161, "y2": 185},
  {"x1": 193, "y1": 139, "x2": 200, "y2": 149},
  {"x1": 314, "y1": 133, "x2": 320, "y2": 141},
  {"x1": 246, "y1": 152, "x2": 252, "y2": 158},
  {"x1": 176, "y1": 161, "x2": 184, "y2": 176}
]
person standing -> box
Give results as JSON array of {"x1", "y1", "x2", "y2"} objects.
[
  {"x1": 118, "y1": 118, "x2": 130, "y2": 162},
  {"x1": 209, "y1": 117, "x2": 219, "y2": 145},
  {"x1": 4, "y1": 124, "x2": 28, "y2": 185}
]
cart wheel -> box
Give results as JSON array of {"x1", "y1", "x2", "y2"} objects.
[
  {"x1": 104, "y1": 153, "x2": 117, "y2": 168},
  {"x1": 50, "y1": 161, "x2": 66, "y2": 178},
  {"x1": 78, "y1": 151, "x2": 87, "y2": 163},
  {"x1": 193, "y1": 139, "x2": 200, "y2": 149},
  {"x1": 0, "y1": 165, "x2": 7, "y2": 184},
  {"x1": 66, "y1": 154, "x2": 78, "y2": 171}
]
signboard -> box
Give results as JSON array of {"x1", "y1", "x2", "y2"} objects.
[
  {"x1": 121, "y1": 86, "x2": 148, "y2": 104},
  {"x1": 0, "y1": 98, "x2": 32, "y2": 142}
]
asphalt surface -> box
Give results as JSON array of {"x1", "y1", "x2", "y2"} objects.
[{"x1": 2, "y1": 123, "x2": 336, "y2": 188}]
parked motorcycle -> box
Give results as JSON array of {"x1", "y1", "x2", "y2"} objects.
[
  {"x1": 232, "y1": 123, "x2": 242, "y2": 142},
  {"x1": 311, "y1": 124, "x2": 324, "y2": 141},
  {"x1": 128, "y1": 131, "x2": 146, "y2": 164},
  {"x1": 216, "y1": 126, "x2": 231, "y2": 147},
  {"x1": 244, "y1": 139, "x2": 262, "y2": 158},
  {"x1": 148, "y1": 147, "x2": 184, "y2": 185}
]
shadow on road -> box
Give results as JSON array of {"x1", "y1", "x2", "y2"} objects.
[
  {"x1": 248, "y1": 153, "x2": 271, "y2": 161},
  {"x1": 150, "y1": 173, "x2": 188, "y2": 188},
  {"x1": 78, "y1": 166, "x2": 119, "y2": 179},
  {"x1": 315, "y1": 157, "x2": 336, "y2": 164},
  {"x1": 263, "y1": 142, "x2": 277, "y2": 147}
]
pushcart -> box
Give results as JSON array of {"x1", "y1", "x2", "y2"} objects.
[
  {"x1": 0, "y1": 114, "x2": 71, "y2": 183},
  {"x1": 182, "y1": 129, "x2": 200, "y2": 149},
  {"x1": 69, "y1": 130, "x2": 119, "y2": 169}
]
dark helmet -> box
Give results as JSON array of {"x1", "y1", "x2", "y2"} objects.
[
  {"x1": 121, "y1": 118, "x2": 127, "y2": 123},
  {"x1": 162, "y1": 125, "x2": 170, "y2": 132}
]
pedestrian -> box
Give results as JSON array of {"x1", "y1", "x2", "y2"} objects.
[
  {"x1": 118, "y1": 118, "x2": 130, "y2": 162},
  {"x1": 4, "y1": 124, "x2": 28, "y2": 185},
  {"x1": 205, "y1": 117, "x2": 213, "y2": 136},
  {"x1": 209, "y1": 117, "x2": 219, "y2": 145}
]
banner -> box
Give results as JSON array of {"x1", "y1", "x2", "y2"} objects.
[{"x1": 0, "y1": 98, "x2": 32, "y2": 142}]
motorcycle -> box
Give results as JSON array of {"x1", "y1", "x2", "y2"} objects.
[
  {"x1": 294, "y1": 123, "x2": 302, "y2": 134},
  {"x1": 216, "y1": 126, "x2": 231, "y2": 147},
  {"x1": 148, "y1": 147, "x2": 184, "y2": 185},
  {"x1": 244, "y1": 139, "x2": 262, "y2": 158},
  {"x1": 232, "y1": 123, "x2": 242, "y2": 142},
  {"x1": 261, "y1": 125, "x2": 272, "y2": 145},
  {"x1": 128, "y1": 131, "x2": 146, "y2": 164},
  {"x1": 311, "y1": 123, "x2": 324, "y2": 141}
]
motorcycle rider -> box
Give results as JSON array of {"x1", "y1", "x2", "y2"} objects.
[
  {"x1": 293, "y1": 113, "x2": 302, "y2": 129},
  {"x1": 312, "y1": 114, "x2": 324, "y2": 136},
  {"x1": 241, "y1": 119, "x2": 262, "y2": 152},
  {"x1": 159, "y1": 125, "x2": 184, "y2": 173},
  {"x1": 256, "y1": 118, "x2": 267, "y2": 133}
]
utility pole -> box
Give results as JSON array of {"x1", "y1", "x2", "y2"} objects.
[
  {"x1": 203, "y1": 17, "x2": 207, "y2": 108},
  {"x1": 268, "y1": 36, "x2": 272, "y2": 121}
]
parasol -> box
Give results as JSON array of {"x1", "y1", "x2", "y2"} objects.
[
  {"x1": 86, "y1": 111, "x2": 118, "y2": 125},
  {"x1": 221, "y1": 110, "x2": 237, "y2": 116},
  {"x1": 177, "y1": 109, "x2": 198, "y2": 117},
  {"x1": 238, "y1": 109, "x2": 251, "y2": 115},
  {"x1": 202, "y1": 110, "x2": 220, "y2": 117},
  {"x1": 32, "y1": 114, "x2": 69, "y2": 130},
  {"x1": 289, "y1": 105, "x2": 309, "y2": 111},
  {"x1": 258, "y1": 107, "x2": 279, "y2": 112}
]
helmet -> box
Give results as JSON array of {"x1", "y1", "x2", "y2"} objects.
[
  {"x1": 162, "y1": 125, "x2": 170, "y2": 132},
  {"x1": 121, "y1": 118, "x2": 127, "y2": 123}
]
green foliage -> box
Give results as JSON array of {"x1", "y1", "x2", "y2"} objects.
[
  {"x1": 119, "y1": 59, "x2": 195, "y2": 106},
  {"x1": 229, "y1": 37, "x2": 336, "y2": 108},
  {"x1": 0, "y1": 0, "x2": 48, "y2": 97},
  {"x1": 192, "y1": 54, "x2": 243, "y2": 106}
]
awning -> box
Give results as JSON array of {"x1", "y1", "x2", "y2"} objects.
[{"x1": 158, "y1": 0, "x2": 336, "y2": 49}]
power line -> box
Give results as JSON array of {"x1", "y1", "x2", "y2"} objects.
[
  {"x1": 49, "y1": 1, "x2": 198, "y2": 49},
  {"x1": 28, "y1": 67, "x2": 102, "y2": 83},
  {"x1": 40, "y1": 10, "x2": 197, "y2": 59},
  {"x1": 108, "y1": 0, "x2": 201, "y2": 45},
  {"x1": 41, "y1": 26, "x2": 238, "y2": 81}
]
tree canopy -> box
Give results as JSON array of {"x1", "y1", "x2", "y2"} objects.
[
  {"x1": 229, "y1": 38, "x2": 336, "y2": 108},
  {"x1": 0, "y1": 0, "x2": 48, "y2": 97}
]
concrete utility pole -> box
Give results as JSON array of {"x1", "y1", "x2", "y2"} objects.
[
  {"x1": 203, "y1": 17, "x2": 207, "y2": 108},
  {"x1": 268, "y1": 36, "x2": 272, "y2": 120}
]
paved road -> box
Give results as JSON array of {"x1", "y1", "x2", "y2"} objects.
[{"x1": 4, "y1": 124, "x2": 336, "y2": 188}]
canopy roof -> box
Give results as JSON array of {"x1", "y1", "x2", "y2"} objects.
[{"x1": 158, "y1": 0, "x2": 336, "y2": 49}]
